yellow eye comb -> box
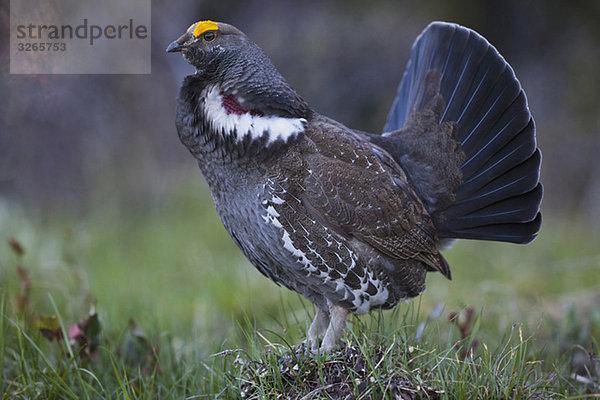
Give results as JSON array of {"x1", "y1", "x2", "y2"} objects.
[{"x1": 187, "y1": 20, "x2": 219, "y2": 38}]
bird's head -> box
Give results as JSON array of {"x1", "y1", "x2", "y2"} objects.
[
  {"x1": 167, "y1": 20, "x2": 311, "y2": 152},
  {"x1": 166, "y1": 21, "x2": 248, "y2": 75}
]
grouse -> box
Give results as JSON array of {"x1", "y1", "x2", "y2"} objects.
[{"x1": 167, "y1": 20, "x2": 542, "y2": 352}]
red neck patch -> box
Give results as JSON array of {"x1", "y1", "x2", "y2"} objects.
[{"x1": 221, "y1": 93, "x2": 263, "y2": 116}]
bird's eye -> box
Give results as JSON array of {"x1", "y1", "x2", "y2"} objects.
[{"x1": 203, "y1": 31, "x2": 216, "y2": 42}]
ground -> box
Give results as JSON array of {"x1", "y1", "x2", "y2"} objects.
[{"x1": 1, "y1": 179, "x2": 599, "y2": 398}]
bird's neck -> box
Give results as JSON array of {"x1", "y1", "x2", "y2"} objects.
[
  {"x1": 176, "y1": 75, "x2": 309, "y2": 167},
  {"x1": 201, "y1": 85, "x2": 307, "y2": 144}
]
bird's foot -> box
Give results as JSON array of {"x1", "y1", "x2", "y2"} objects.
[
  {"x1": 305, "y1": 307, "x2": 330, "y2": 353},
  {"x1": 318, "y1": 304, "x2": 348, "y2": 354}
]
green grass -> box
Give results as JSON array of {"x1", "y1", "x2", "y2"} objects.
[{"x1": 1, "y1": 179, "x2": 599, "y2": 398}]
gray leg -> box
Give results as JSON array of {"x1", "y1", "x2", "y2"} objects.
[
  {"x1": 307, "y1": 307, "x2": 330, "y2": 352},
  {"x1": 320, "y1": 304, "x2": 349, "y2": 353}
]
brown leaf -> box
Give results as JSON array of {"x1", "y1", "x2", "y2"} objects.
[
  {"x1": 35, "y1": 314, "x2": 63, "y2": 341},
  {"x1": 15, "y1": 265, "x2": 32, "y2": 313},
  {"x1": 449, "y1": 307, "x2": 479, "y2": 359},
  {"x1": 8, "y1": 238, "x2": 25, "y2": 256},
  {"x1": 16, "y1": 265, "x2": 31, "y2": 291},
  {"x1": 120, "y1": 319, "x2": 159, "y2": 375},
  {"x1": 69, "y1": 307, "x2": 102, "y2": 363}
]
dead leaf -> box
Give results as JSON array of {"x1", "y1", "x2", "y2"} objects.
[
  {"x1": 35, "y1": 314, "x2": 63, "y2": 341},
  {"x1": 15, "y1": 265, "x2": 32, "y2": 313},
  {"x1": 8, "y1": 238, "x2": 25, "y2": 256},
  {"x1": 120, "y1": 318, "x2": 159, "y2": 375},
  {"x1": 69, "y1": 307, "x2": 102, "y2": 362},
  {"x1": 449, "y1": 307, "x2": 479, "y2": 358}
]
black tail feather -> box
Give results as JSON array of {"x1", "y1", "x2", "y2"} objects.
[
  {"x1": 451, "y1": 150, "x2": 541, "y2": 214},
  {"x1": 439, "y1": 212, "x2": 542, "y2": 244},
  {"x1": 459, "y1": 119, "x2": 536, "y2": 196},
  {"x1": 460, "y1": 93, "x2": 531, "y2": 175},
  {"x1": 442, "y1": 183, "x2": 542, "y2": 230},
  {"x1": 384, "y1": 22, "x2": 542, "y2": 244}
]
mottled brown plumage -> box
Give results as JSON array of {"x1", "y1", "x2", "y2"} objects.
[{"x1": 168, "y1": 20, "x2": 542, "y2": 352}]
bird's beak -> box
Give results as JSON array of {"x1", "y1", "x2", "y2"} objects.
[
  {"x1": 166, "y1": 31, "x2": 192, "y2": 53},
  {"x1": 166, "y1": 40, "x2": 185, "y2": 52}
]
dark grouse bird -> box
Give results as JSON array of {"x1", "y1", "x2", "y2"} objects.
[{"x1": 167, "y1": 20, "x2": 542, "y2": 352}]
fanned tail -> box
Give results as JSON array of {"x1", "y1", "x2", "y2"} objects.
[{"x1": 383, "y1": 22, "x2": 542, "y2": 244}]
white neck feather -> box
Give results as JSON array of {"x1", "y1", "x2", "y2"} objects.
[{"x1": 203, "y1": 86, "x2": 306, "y2": 145}]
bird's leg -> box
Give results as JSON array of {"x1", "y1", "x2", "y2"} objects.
[
  {"x1": 307, "y1": 307, "x2": 330, "y2": 353},
  {"x1": 320, "y1": 304, "x2": 349, "y2": 353}
]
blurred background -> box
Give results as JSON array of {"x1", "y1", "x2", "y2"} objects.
[
  {"x1": 2, "y1": 0, "x2": 600, "y2": 219},
  {"x1": 1, "y1": 0, "x2": 599, "y2": 350}
]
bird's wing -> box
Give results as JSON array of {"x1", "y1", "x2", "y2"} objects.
[{"x1": 297, "y1": 120, "x2": 451, "y2": 278}]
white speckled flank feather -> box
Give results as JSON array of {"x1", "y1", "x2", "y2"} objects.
[
  {"x1": 261, "y1": 178, "x2": 390, "y2": 315},
  {"x1": 203, "y1": 86, "x2": 306, "y2": 145}
]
